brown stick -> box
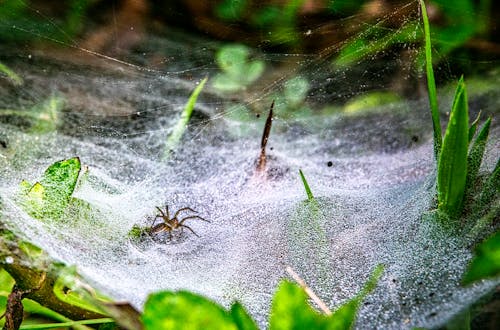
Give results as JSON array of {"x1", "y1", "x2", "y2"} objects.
[
  {"x1": 256, "y1": 101, "x2": 274, "y2": 174},
  {"x1": 0, "y1": 227, "x2": 106, "y2": 322},
  {"x1": 286, "y1": 266, "x2": 332, "y2": 315}
]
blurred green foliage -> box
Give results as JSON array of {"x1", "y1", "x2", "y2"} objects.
[
  {"x1": 213, "y1": 44, "x2": 264, "y2": 92},
  {"x1": 271, "y1": 75, "x2": 311, "y2": 118},
  {"x1": 0, "y1": 0, "x2": 90, "y2": 43},
  {"x1": 336, "y1": 0, "x2": 493, "y2": 68}
]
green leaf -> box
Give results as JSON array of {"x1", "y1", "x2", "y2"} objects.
[
  {"x1": 462, "y1": 231, "x2": 500, "y2": 285},
  {"x1": 243, "y1": 60, "x2": 265, "y2": 85},
  {"x1": 212, "y1": 73, "x2": 245, "y2": 93},
  {"x1": 327, "y1": 300, "x2": 359, "y2": 330},
  {"x1": 356, "y1": 264, "x2": 384, "y2": 300},
  {"x1": 343, "y1": 91, "x2": 401, "y2": 114},
  {"x1": 40, "y1": 157, "x2": 81, "y2": 208},
  {"x1": 269, "y1": 281, "x2": 327, "y2": 330},
  {"x1": 466, "y1": 117, "x2": 491, "y2": 194},
  {"x1": 163, "y1": 77, "x2": 207, "y2": 159},
  {"x1": 419, "y1": 0, "x2": 442, "y2": 161},
  {"x1": 142, "y1": 291, "x2": 238, "y2": 330},
  {"x1": 214, "y1": 44, "x2": 264, "y2": 92},
  {"x1": 299, "y1": 169, "x2": 314, "y2": 201},
  {"x1": 217, "y1": 45, "x2": 250, "y2": 75},
  {"x1": 270, "y1": 264, "x2": 383, "y2": 330},
  {"x1": 19, "y1": 157, "x2": 81, "y2": 220},
  {"x1": 468, "y1": 111, "x2": 481, "y2": 143},
  {"x1": 329, "y1": 264, "x2": 384, "y2": 329},
  {"x1": 230, "y1": 302, "x2": 259, "y2": 330},
  {"x1": 437, "y1": 77, "x2": 469, "y2": 219}
]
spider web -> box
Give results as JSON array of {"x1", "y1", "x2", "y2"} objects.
[{"x1": 0, "y1": 1, "x2": 499, "y2": 329}]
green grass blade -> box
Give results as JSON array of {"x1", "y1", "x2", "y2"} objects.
[
  {"x1": 299, "y1": 169, "x2": 314, "y2": 201},
  {"x1": 328, "y1": 264, "x2": 384, "y2": 329},
  {"x1": 357, "y1": 264, "x2": 385, "y2": 299},
  {"x1": 162, "y1": 77, "x2": 207, "y2": 159},
  {"x1": 466, "y1": 117, "x2": 491, "y2": 193},
  {"x1": 419, "y1": 0, "x2": 441, "y2": 160},
  {"x1": 437, "y1": 77, "x2": 469, "y2": 218},
  {"x1": 468, "y1": 110, "x2": 481, "y2": 143}
]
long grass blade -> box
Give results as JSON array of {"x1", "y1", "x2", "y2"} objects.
[
  {"x1": 162, "y1": 77, "x2": 207, "y2": 159},
  {"x1": 299, "y1": 169, "x2": 314, "y2": 201},
  {"x1": 419, "y1": 0, "x2": 441, "y2": 160},
  {"x1": 466, "y1": 117, "x2": 491, "y2": 193},
  {"x1": 437, "y1": 76, "x2": 469, "y2": 218}
]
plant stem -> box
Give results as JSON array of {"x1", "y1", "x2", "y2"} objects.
[
  {"x1": 419, "y1": 0, "x2": 442, "y2": 160},
  {"x1": 20, "y1": 318, "x2": 115, "y2": 329}
]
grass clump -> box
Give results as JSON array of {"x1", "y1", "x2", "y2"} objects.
[
  {"x1": 419, "y1": 0, "x2": 497, "y2": 228},
  {"x1": 420, "y1": 0, "x2": 500, "y2": 293}
]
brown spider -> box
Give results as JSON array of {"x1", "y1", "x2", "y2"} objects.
[{"x1": 149, "y1": 205, "x2": 209, "y2": 239}]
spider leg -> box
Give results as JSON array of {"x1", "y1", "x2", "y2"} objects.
[
  {"x1": 179, "y1": 215, "x2": 210, "y2": 225},
  {"x1": 156, "y1": 206, "x2": 167, "y2": 218},
  {"x1": 179, "y1": 224, "x2": 200, "y2": 237},
  {"x1": 165, "y1": 205, "x2": 170, "y2": 219},
  {"x1": 173, "y1": 207, "x2": 198, "y2": 219}
]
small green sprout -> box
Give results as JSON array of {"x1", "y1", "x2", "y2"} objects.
[
  {"x1": 299, "y1": 169, "x2": 314, "y2": 202},
  {"x1": 212, "y1": 44, "x2": 264, "y2": 93}
]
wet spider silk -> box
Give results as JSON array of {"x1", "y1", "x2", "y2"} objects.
[{"x1": 1, "y1": 16, "x2": 499, "y2": 330}]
